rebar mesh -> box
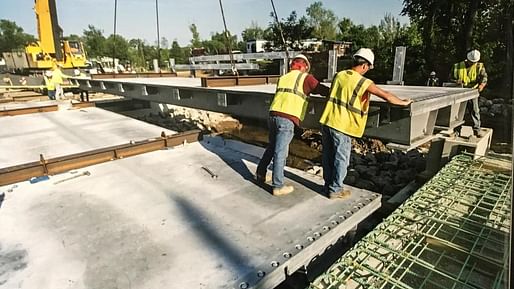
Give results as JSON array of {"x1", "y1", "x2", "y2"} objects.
[{"x1": 310, "y1": 153, "x2": 512, "y2": 289}]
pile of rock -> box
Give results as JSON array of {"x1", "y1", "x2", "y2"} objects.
[
  {"x1": 479, "y1": 97, "x2": 511, "y2": 118},
  {"x1": 138, "y1": 105, "x2": 241, "y2": 133},
  {"x1": 304, "y1": 134, "x2": 426, "y2": 196}
]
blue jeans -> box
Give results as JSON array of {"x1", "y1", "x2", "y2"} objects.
[
  {"x1": 321, "y1": 125, "x2": 352, "y2": 194},
  {"x1": 256, "y1": 116, "x2": 295, "y2": 188}
]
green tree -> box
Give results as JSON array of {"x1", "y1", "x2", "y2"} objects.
[
  {"x1": 241, "y1": 21, "x2": 265, "y2": 41},
  {"x1": 306, "y1": 1, "x2": 338, "y2": 40},
  {"x1": 105, "y1": 34, "x2": 129, "y2": 62},
  {"x1": 0, "y1": 19, "x2": 36, "y2": 54},
  {"x1": 189, "y1": 24, "x2": 202, "y2": 47},
  {"x1": 169, "y1": 40, "x2": 187, "y2": 64},
  {"x1": 82, "y1": 25, "x2": 106, "y2": 58},
  {"x1": 265, "y1": 11, "x2": 313, "y2": 50}
]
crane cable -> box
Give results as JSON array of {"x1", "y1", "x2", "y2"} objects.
[
  {"x1": 218, "y1": 0, "x2": 238, "y2": 76},
  {"x1": 270, "y1": 0, "x2": 289, "y2": 64}
]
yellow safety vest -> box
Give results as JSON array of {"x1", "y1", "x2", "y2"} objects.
[
  {"x1": 319, "y1": 69, "x2": 373, "y2": 138},
  {"x1": 270, "y1": 70, "x2": 309, "y2": 120},
  {"x1": 44, "y1": 76, "x2": 55, "y2": 90},
  {"x1": 453, "y1": 61, "x2": 483, "y2": 88},
  {"x1": 51, "y1": 68, "x2": 65, "y2": 84}
]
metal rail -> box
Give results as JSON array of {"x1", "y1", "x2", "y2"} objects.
[
  {"x1": 0, "y1": 130, "x2": 201, "y2": 186},
  {"x1": 90, "y1": 72, "x2": 177, "y2": 79},
  {"x1": 0, "y1": 103, "x2": 58, "y2": 116},
  {"x1": 201, "y1": 75, "x2": 279, "y2": 87},
  {"x1": 310, "y1": 153, "x2": 512, "y2": 289}
]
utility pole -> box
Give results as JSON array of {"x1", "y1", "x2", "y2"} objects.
[
  {"x1": 112, "y1": 0, "x2": 118, "y2": 71},
  {"x1": 155, "y1": 0, "x2": 161, "y2": 73},
  {"x1": 218, "y1": 0, "x2": 237, "y2": 75}
]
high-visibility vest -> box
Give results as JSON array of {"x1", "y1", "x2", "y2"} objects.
[
  {"x1": 51, "y1": 68, "x2": 64, "y2": 84},
  {"x1": 453, "y1": 61, "x2": 484, "y2": 88},
  {"x1": 44, "y1": 76, "x2": 55, "y2": 90},
  {"x1": 319, "y1": 69, "x2": 373, "y2": 138},
  {"x1": 270, "y1": 70, "x2": 309, "y2": 121}
]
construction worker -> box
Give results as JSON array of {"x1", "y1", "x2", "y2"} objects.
[
  {"x1": 256, "y1": 54, "x2": 330, "y2": 196},
  {"x1": 74, "y1": 69, "x2": 90, "y2": 102},
  {"x1": 450, "y1": 49, "x2": 487, "y2": 136},
  {"x1": 52, "y1": 63, "x2": 69, "y2": 100},
  {"x1": 43, "y1": 70, "x2": 55, "y2": 100},
  {"x1": 319, "y1": 48, "x2": 412, "y2": 199},
  {"x1": 426, "y1": 71, "x2": 439, "y2": 86}
]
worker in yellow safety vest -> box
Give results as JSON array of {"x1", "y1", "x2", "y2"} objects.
[
  {"x1": 43, "y1": 70, "x2": 56, "y2": 100},
  {"x1": 450, "y1": 49, "x2": 487, "y2": 136},
  {"x1": 319, "y1": 48, "x2": 412, "y2": 200},
  {"x1": 51, "y1": 63, "x2": 70, "y2": 100},
  {"x1": 256, "y1": 54, "x2": 330, "y2": 196}
]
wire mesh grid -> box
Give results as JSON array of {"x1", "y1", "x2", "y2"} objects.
[{"x1": 310, "y1": 154, "x2": 512, "y2": 289}]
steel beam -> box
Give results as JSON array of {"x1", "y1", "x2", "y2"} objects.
[
  {"x1": 189, "y1": 51, "x2": 288, "y2": 62},
  {"x1": 90, "y1": 72, "x2": 177, "y2": 79},
  {"x1": 73, "y1": 78, "x2": 479, "y2": 148},
  {"x1": 201, "y1": 75, "x2": 279, "y2": 87}
]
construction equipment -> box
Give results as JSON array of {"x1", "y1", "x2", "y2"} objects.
[{"x1": 2, "y1": 0, "x2": 87, "y2": 72}]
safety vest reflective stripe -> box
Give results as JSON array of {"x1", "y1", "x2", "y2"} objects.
[
  {"x1": 276, "y1": 71, "x2": 307, "y2": 98},
  {"x1": 327, "y1": 96, "x2": 367, "y2": 116},
  {"x1": 348, "y1": 77, "x2": 367, "y2": 107},
  {"x1": 453, "y1": 62, "x2": 482, "y2": 88},
  {"x1": 275, "y1": 88, "x2": 307, "y2": 99},
  {"x1": 269, "y1": 70, "x2": 309, "y2": 120}
]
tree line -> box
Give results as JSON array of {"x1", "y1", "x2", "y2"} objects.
[{"x1": 0, "y1": 1, "x2": 512, "y2": 95}]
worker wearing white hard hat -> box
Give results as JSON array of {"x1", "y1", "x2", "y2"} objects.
[
  {"x1": 426, "y1": 71, "x2": 439, "y2": 86},
  {"x1": 319, "y1": 48, "x2": 412, "y2": 200},
  {"x1": 256, "y1": 53, "x2": 330, "y2": 196},
  {"x1": 43, "y1": 70, "x2": 56, "y2": 100},
  {"x1": 450, "y1": 49, "x2": 488, "y2": 136}
]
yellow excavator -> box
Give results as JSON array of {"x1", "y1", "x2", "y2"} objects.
[{"x1": 2, "y1": 0, "x2": 87, "y2": 72}]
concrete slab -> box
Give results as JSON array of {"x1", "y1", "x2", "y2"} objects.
[
  {"x1": 0, "y1": 107, "x2": 176, "y2": 168},
  {"x1": 0, "y1": 136, "x2": 380, "y2": 289}
]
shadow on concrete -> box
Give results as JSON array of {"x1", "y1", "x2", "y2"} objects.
[
  {"x1": 171, "y1": 195, "x2": 252, "y2": 277},
  {"x1": 199, "y1": 139, "x2": 326, "y2": 198}
]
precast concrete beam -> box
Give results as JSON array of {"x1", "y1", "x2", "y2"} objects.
[{"x1": 73, "y1": 78, "x2": 479, "y2": 148}]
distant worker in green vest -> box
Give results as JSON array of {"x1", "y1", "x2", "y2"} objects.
[
  {"x1": 44, "y1": 70, "x2": 56, "y2": 100},
  {"x1": 319, "y1": 48, "x2": 412, "y2": 200},
  {"x1": 256, "y1": 54, "x2": 330, "y2": 196},
  {"x1": 450, "y1": 49, "x2": 487, "y2": 136}
]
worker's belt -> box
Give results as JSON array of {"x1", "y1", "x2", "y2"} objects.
[{"x1": 328, "y1": 97, "x2": 367, "y2": 116}]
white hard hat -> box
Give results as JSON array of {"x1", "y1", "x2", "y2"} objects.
[
  {"x1": 292, "y1": 54, "x2": 311, "y2": 72},
  {"x1": 45, "y1": 70, "x2": 53, "y2": 77},
  {"x1": 467, "y1": 49, "x2": 480, "y2": 62},
  {"x1": 430, "y1": 71, "x2": 436, "y2": 76},
  {"x1": 353, "y1": 48, "x2": 375, "y2": 69},
  {"x1": 74, "y1": 69, "x2": 80, "y2": 76}
]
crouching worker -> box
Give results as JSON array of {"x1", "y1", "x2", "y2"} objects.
[
  {"x1": 256, "y1": 54, "x2": 330, "y2": 196},
  {"x1": 320, "y1": 48, "x2": 412, "y2": 200}
]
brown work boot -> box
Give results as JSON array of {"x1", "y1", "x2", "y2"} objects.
[
  {"x1": 272, "y1": 185, "x2": 294, "y2": 196},
  {"x1": 329, "y1": 189, "x2": 351, "y2": 200},
  {"x1": 255, "y1": 173, "x2": 272, "y2": 184}
]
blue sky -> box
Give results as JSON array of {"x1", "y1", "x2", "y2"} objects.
[{"x1": 1, "y1": 0, "x2": 407, "y2": 46}]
